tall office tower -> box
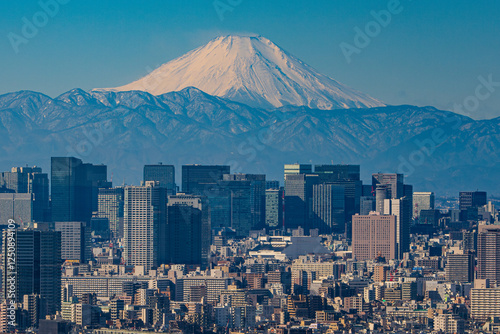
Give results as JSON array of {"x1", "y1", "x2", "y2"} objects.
[
  {"x1": 97, "y1": 187, "x2": 124, "y2": 239},
  {"x1": 284, "y1": 164, "x2": 312, "y2": 176},
  {"x1": 223, "y1": 174, "x2": 266, "y2": 229},
  {"x1": 372, "y1": 173, "x2": 404, "y2": 199},
  {"x1": 413, "y1": 192, "x2": 435, "y2": 220},
  {"x1": 144, "y1": 163, "x2": 176, "y2": 195},
  {"x1": 266, "y1": 180, "x2": 280, "y2": 190},
  {"x1": 265, "y1": 188, "x2": 284, "y2": 229},
  {"x1": 123, "y1": 182, "x2": 167, "y2": 270},
  {"x1": 51, "y1": 157, "x2": 109, "y2": 223},
  {"x1": 383, "y1": 197, "x2": 411, "y2": 259},
  {"x1": 477, "y1": 229, "x2": 500, "y2": 283},
  {"x1": 403, "y1": 184, "x2": 413, "y2": 219},
  {"x1": 375, "y1": 185, "x2": 388, "y2": 213},
  {"x1": 55, "y1": 222, "x2": 91, "y2": 264},
  {"x1": 446, "y1": 252, "x2": 475, "y2": 283},
  {"x1": 0, "y1": 193, "x2": 33, "y2": 226},
  {"x1": 360, "y1": 196, "x2": 376, "y2": 215},
  {"x1": 181, "y1": 165, "x2": 230, "y2": 194},
  {"x1": 205, "y1": 187, "x2": 231, "y2": 230},
  {"x1": 352, "y1": 213, "x2": 397, "y2": 261},
  {"x1": 166, "y1": 195, "x2": 203, "y2": 265},
  {"x1": 0, "y1": 166, "x2": 50, "y2": 221},
  {"x1": 85, "y1": 164, "x2": 111, "y2": 213},
  {"x1": 459, "y1": 191, "x2": 487, "y2": 210},
  {"x1": 311, "y1": 183, "x2": 345, "y2": 234},
  {"x1": 314, "y1": 164, "x2": 361, "y2": 221},
  {"x1": 218, "y1": 179, "x2": 252, "y2": 237},
  {"x1": 284, "y1": 173, "x2": 319, "y2": 230},
  {"x1": 314, "y1": 164, "x2": 360, "y2": 182},
  {"x1": 2, "y1": 229, "x2": 61, "y2": 315}
]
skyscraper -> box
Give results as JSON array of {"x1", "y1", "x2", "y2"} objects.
[
  {"x1": 311, "y1": 183, "x2": 345, "y2": 234},
  {"x1": 477, "y1": 229, "x2": 500, "y2": 283},
  {"x1": 446, "y1": 252, "x2": 475, "y2": 283},
  {"x1": 0, "y1": 193, "x2": 33, "y2": 227},
  {"x1": 413, "y1": 192, "x2": 435, "y2": 220},
  {"x1": 459, "y1": 191, "x2": 487, "y2": 211},
  {"x1": 284, "y1": 164, "x2": 312, "y2": 176},
  {"x1": 284, "y1": 173, "x2": 319, "y2": 230},
  {"x1": 314, "y1": 164, "x2": 360, "y2": 182},
  {"x1": 51, "y1": 157, "x2": 109, "y2": 223},
  {"x1": 0, "y1": 166, "x2": 49, "y2": 221},
  {"x1": 123, "y1": 182, "x2": 167, "y2": 270},
  {"x1": 166, "y1": 195, "x2": 203, "y2": 265},
  {"x1": 97, "y1": 187, "x2": 124, "y2": 238},
  {"x1": 375, "y1": 185, "x2": 388, "y2": 214},
  {"x1": 218, "y1": 179, "x2": 252, "y2": 237},
  {"x1": 352, "y1": 213, "x2": 397, "y2": 261},
  {"x1": 144, "y1": 164, "x2": 176, "y2": 195},
  {"x1": 2, "y1": 229, "x2": 61, "y2": 315},
  {"x1": 55, "y1": 221, "x2": 91, "y2": 264},
  {"x1": 372, "y1": 173, "x2": 404, "y2": 199},
  {"x1": 265, "y1": 188, "x2": 284, "y2": 229},
  {"x1": 223, "y1": 174, "x2": 266, "y2": 229},
  {"x1": 181, "y1": 165, "x2": 230, "y2": 195},
  {"x1": 383, "y1": 197, "x2": 411, "y2": 259},
  {"x1": 360, "y1": 196, "x2": 376, "y2": 215}
]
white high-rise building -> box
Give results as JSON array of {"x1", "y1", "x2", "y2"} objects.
[
  {"x1": 384, "y1": 197, "x2": 411, "y2": 259},
  {"x1": 123, "y1": 182, "x2": 167, "y2": 270}
]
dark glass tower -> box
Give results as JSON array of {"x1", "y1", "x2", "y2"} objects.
[
  {"x1": 166, "y1": 195, "x2": 203, "y2": 265},
  {"x1": 51, "y1": 157, "x2": 109, "y2": 223},
  {"x1": 459, "y1": 191, "x2": 487, "y2": 211},
  {"x1": 144, "y1": 163, "x2": 176, "y2": 195},
  {"x1": 181, "y1": 165, "x2": 230, "y2": 195},
  {"x1": 2, "y1": 229, "x2": 62, "y2": 315},
  {"x1": 284, "y1": 173, "x2": 319, "y2": 231}
]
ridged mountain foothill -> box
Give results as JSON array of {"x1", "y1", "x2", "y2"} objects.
[
  {"x1": 1, "y1": 35, "x2": 498, "y2": 195},
  {"x1": 0, "y1": 87, "x2": 498, "y2": 195}
]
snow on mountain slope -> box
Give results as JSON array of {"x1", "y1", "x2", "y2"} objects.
[{"x1": 100, "y1": 35, "x2": 384, "y2": 110}]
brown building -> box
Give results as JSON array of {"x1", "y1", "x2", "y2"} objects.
[
  {"x1": 373, "y1": 265, "x2": 389, "y2": 282},
  {"x1": 352, "y1": 213, "x2": 397, "y2": 261}
]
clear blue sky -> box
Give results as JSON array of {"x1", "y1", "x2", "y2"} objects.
[{"x1": 1, "y1": 0, "x2": 499, "y2": 119}]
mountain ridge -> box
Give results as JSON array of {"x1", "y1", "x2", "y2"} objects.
[{"x1": 0, "y1": 87, "x2": 498, "y2": 196}]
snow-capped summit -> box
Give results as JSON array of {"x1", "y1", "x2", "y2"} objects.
[{"x1": 100, "y1": 35, "x2": 384, "y2": 110}]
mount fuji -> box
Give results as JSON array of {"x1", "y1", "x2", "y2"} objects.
[{"x1": 99, "y1": 35, "x2": 384, "y2": 110}]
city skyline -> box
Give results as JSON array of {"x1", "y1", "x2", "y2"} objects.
[{"x1": 1, "y1": 2, "x2": 499, "y2": 332}]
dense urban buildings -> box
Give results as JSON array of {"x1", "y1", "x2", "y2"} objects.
[{"x1": 0, "y1": 157, "x2": 498, "y2": 333}]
